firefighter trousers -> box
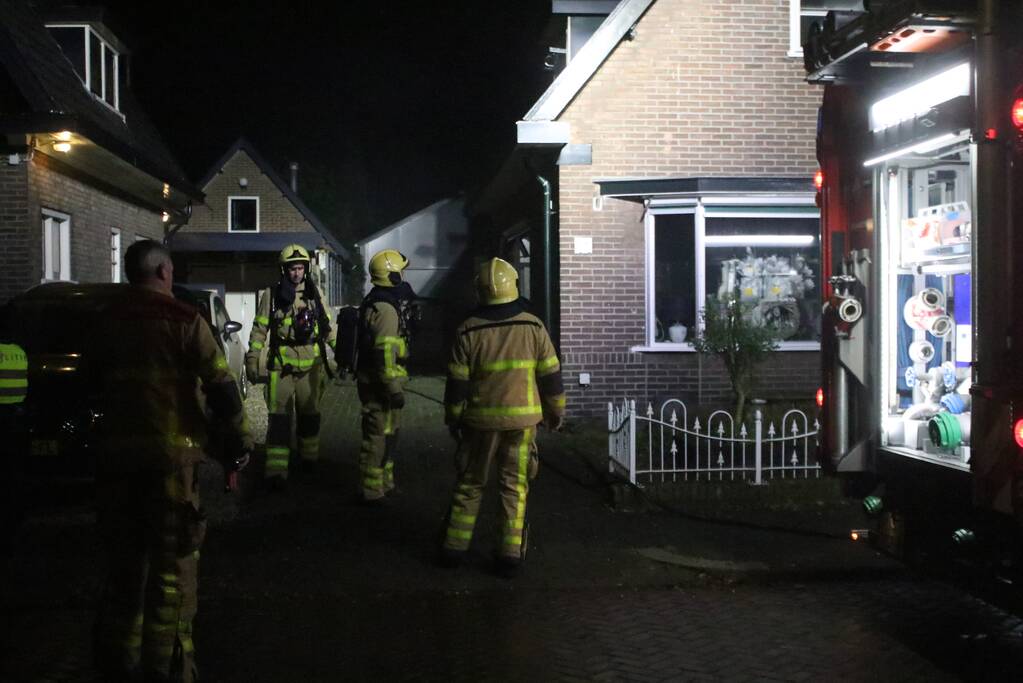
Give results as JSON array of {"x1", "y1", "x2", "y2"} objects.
[
  {"x1": 265, "y1": 364, "x2": 323, "y2": 479},
  {"x1": 357, "y1": 382, "x2": 401, "y2": 500},
  {"x1": 443, "y1": 427, "x2": 538, "y2": 560},
  {"x1": 94, "y1": 463, "x2": 204, "y2": 683}
]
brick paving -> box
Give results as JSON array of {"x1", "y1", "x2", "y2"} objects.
[{"x1": 3, "y1": 377, "x2": 1023, "y2": 681}]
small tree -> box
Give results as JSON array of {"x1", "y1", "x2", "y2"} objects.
[{"x1": 691, "y1": 294, "x2": 780, "y2": 424}]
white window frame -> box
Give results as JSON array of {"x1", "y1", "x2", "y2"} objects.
[
  {"x1": 228, "y1": 196, "x2": 260, "y2": 233},
  {"x1": 110, "y1": 227, "x2": 122, "y2": 282},
  {"x1": 789, "y1": 1, "x2": 829, "y2": 58},
  {"x1": 45, "y1": 24, "x2": 121, "y2": 113},
  {"x1": 41, "y1": 209, "x2": 71, "y2": 283},
  {"x1": 635, "y1": 195, "x2": 820, "y2": 353}
]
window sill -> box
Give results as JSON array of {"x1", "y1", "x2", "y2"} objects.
[
  {"x1": 786, "y1": 49, "x2": 804, "y2": 59},
  {"x1": 631, "y1": 341, "x2": 821, "y2": 353},
  {"x1": 631, "y1": 344, "x2": 696, "y2": 353}
]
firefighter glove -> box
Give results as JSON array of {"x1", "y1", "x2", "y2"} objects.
[
  {"x1": 448, "y1": 424, "x2": 462, "y2": 442},
  {"x1": 545, "y1": 413, "x2": 564, "y2": 432},
  {"x1": 388, "y1": 392, "x2": 405, "y2": 410},
  {"x1": 245, "y1": 357, "x2": 263, "y2": 384},
  {"x1": 233, "y1": 452, "x2": 251, "y2": 472}
]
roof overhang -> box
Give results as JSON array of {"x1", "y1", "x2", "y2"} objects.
[
  {"x1": 1, "y1": 114, "x2": 201, "y2": 220},
  {"x1": 596, "y1": 176, "x2": 817, "y2": 201},
  {"x1": 552, "y1": 1, "x2": 620, "y2": 15},
  {"x1": 523, "y1": 0, "x2": 655, "y2": 123}
]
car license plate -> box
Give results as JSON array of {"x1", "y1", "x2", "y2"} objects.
[{"x1": 31, "y1": 439, "x2": 59, "y2": 456}]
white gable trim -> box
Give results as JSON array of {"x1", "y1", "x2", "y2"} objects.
[{"x1": 522, "y1": 0, "x2": 655, "y2": 123}]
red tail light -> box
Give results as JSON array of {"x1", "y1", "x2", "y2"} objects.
[
  {"x1": 1012, "y1": 98, "x2": 1023, "y2": 130},
  {"x1": 814, "y1": 169, "x2": 824, "y2": 190},
  {"x1": 816, "y1": 387, "x2": 825, "y2": 408},
  {"x1": 1014, "y1": 418, "x2": 1023, "y2": 449}
]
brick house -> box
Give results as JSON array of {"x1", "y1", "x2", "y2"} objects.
[
  {"x1": 470, "y1": 0, "x2": 828, "y2": 416},
  {"x1": 0, "y1": 1, "x2": 199, "y2": 304},
  {"x1": 168, "y1": 138, "x2": 351, "y2": 349}
]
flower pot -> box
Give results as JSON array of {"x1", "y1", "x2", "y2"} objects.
[{"x1": 668, "y1": 323, "x2": 687, "y2": 343}]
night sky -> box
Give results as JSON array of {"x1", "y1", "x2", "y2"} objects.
[{"x1": 96, "y1": 0, "x2": 555, "y2": 243}]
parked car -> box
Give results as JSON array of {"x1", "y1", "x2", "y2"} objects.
[
  {"x1": 3, "y1": 282, "x2": 246, "y2": 481},
  {"x1": 172, "y1": 285, "x2": 247, "y2": 398}
]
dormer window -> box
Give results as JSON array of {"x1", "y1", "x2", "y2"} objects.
[{"x1": 47, "y1": 25, "x2": 120, "y2": 111}]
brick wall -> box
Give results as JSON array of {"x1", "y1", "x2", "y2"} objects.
[
  {"x1": 556, "y1": 0, "x2": 822, "y2": 416},
  {"x1": 0, "y1": 157, "x2": 163, "y2": 302},
  {"x1": 187, "y1": 151, "x2": 312, "y2": 233},
  {"x1": 0, "y1": 161, "x2": 30, "y2": 303}
]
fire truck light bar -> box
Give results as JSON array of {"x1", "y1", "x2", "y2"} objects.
[
  {"x1": 862, "y1": 133, "x2": 961, "y2": 167},
  {"x1": 869, "y1": 62, "x2": 970, "y2": 132}
]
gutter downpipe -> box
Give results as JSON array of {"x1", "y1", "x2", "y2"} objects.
[{"x1": 535, "y1": 171, "x2": 553, "y2": 329}]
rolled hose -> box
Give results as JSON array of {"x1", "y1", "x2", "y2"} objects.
[
  {"x1": 927, "y1": 314, "x2": 953, "y2": 338},
  {"x1": 939, "y1": 392, "x2": 970, "y2": 414},
  {"x1": 919, "y1": 287, "x2": 945, "y2": 309},
  {"x1": 908, "y1": 340, "x2": 934, "y2": 363},
  {"x1": 928, "y1": 412, "x2": 970, "y2": 448}
]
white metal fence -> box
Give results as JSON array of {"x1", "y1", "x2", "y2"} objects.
[{"x1": 608, "y1": 398, "x2": 820, "y2": 485}]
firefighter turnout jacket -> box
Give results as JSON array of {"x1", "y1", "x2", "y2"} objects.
[
  {"x1": 247, "y1": 280, "x2": 336, "y2": 378},
  {"x1": 81, "y1": 286, "x2": 250, "y2": 681},
  {"x1": 356, "y1": 286, "x2": 409, "y2": 395},
  {"x1": 444, "y1": 300, "x2": 565, "y2": 431},
  {"x1": 84, "y1": 287, "x2": 252, "y2": 472}
]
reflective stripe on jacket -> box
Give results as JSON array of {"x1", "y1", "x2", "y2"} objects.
[
  {"x1": 80, "y1": 287, "x2": 252, "y2": 473},
  {"x1": 0, "y1": 342, "x2": 28, "y2": 405},
  {"x1": 356, "y1": 299, "x2": 408, "y2": 395},
  {"x1": 445, "y1": 304, "x2": 566, "y2": 431},
  {"x1": 246, "y1": 281, "x2": 336, "y2": 371}
]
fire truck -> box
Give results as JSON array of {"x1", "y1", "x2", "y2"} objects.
[{"x1": 805, "y1": 0, "x2": 1023, "y2": 559}]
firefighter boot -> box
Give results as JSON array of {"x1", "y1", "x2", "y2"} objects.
[
  {"x1": 383, "y1": 431, "x2": 400, "y2": 495},
  {"x1": 495, "y1": 522, "x2": 527, "y2": 579}
]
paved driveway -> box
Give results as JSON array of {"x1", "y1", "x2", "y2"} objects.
[{"x1": 3, "y1": 377, "x2": 1022, "y2": 681}]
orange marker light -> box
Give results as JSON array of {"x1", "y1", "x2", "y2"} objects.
[
  {"x1": 814, "y1": 169, "x2": 824, "y2": 190},
  {"x1": 815, "y1": 387, "x2": 825, "y2": 408}
]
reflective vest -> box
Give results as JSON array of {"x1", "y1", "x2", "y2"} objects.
[{"x1": 0, "y1": 342, "x2": 28, "y2": 405}]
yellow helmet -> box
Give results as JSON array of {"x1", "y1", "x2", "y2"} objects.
[
  {"x1": 476, "y1": 257, "x2": 518, "y2": 305},
  {"x1": 369, "y1": 249, "x2": 409, "y2": 287},
  {"x1": 279, "y1": 244, "x2": 310, "y2": 267}
]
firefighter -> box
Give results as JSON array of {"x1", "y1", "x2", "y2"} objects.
[
  {"x1": 246, "y1": 244, "x2": 336, "y2": 489},
  {"x1": 441, "y1": 257, "x2": 566, "y2": 577},
  {"x1": 356, "y1": 249, "x2": 414, "y2": 503},
  {"x1": 0, "y1": 323, "x2": 28, "y2": 552},
  {"x1": 83, "y1": 240, "x2": 252, "y2": 682}
]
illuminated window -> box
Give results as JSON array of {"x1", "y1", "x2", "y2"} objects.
[
  {"x1": 229, "y1": 197, "x2": 259, "y2": 232},
  {"x1": 47, "y1": 25, "x2": 120, "y2": 111},
  {"x1": 646, "y1": 199, "x2": 821, "y2": 349}
]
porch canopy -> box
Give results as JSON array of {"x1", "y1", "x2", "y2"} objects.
[
  {"x1": 595, "y1": 176, "x2": 815, "y2": 204},
  {"x1": 168, "y1": 232, "x2": 331, "y2": 253}
]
